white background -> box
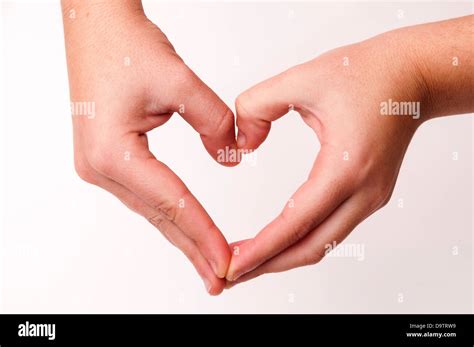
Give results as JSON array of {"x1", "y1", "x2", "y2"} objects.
[{"x1": 0, "y1": 1, "x2": 472, "y2": 313}]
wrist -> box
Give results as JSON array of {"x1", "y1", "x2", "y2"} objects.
[
  {"x1": 356, "y1": 29, "x2": 430, "y2": 133},
  {"x1": 384, "y1": 16, "x2": 474, "y2": 122},
  {"x1": 368, "y1": 29, "x2": 434, "y2": 126}
]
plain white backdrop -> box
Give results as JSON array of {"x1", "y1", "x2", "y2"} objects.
[{"x1": 0, "y1": 0, "x2": 473, "y2": 313}]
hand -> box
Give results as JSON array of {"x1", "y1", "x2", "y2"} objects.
[
  {"x1": 226, "y1": 16, "x2": 473, "y2": 285},
  {"x1": 61, "y1": 0, "x2": 237, "y2": 295}
]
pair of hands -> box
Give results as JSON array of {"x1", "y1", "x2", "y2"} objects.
[{"x1": 62, "y1": 1, "x2": 473, "y2": 295}]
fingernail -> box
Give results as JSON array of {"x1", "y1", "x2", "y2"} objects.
[
  {"x1": 203, "y1": 278, "x2": 213, "y2": 294},
  {"x1": 227, "y1": 271, "x2": 243, "y2": 282},
  {"x1": 237, "y1": 130, "x2": 246, "y2": 148}
]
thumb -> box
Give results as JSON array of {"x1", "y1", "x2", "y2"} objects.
[
  {"x1": 173, "y1": 68, "x2": 238, "y2": 166},
  {"x1": 235, "y1": 66, "x2": 305, "y2": 151}
]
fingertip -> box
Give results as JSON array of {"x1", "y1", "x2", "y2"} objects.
[
  {"x1": 214, "y1": 257, "x2": 229, "y2": 280},
  {"x1": 236, "y1": 119, "x2": 271, "y2": 153},
  {"x1": 236, "y1": 130, "x2": 246, "y2": 148},
  {"x1": 204, "y1": 138, "x2": 242, "y2": 167},
  {"x1": 225, "y1": 239, "x2": 258, "y2": 281},
  {"x1": 225, "y1": 256, "x2": 242, "y2": 282},
  {"x1": 206, "y1": 278, "x2": 226, "y2": 296},
  {"x1": 210, "y1": 238, "x2": 232, "y2": 279},
  {"x1": 199, "y1": 261, "x2": 226, "y2": 295},
  {"x1": 217, "y1": 155, "x2": 240, "y2": 168}
]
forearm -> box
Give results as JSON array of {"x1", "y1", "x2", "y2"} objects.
[{"x1": 398, "y1": 15, "x2": 473, "y2": 120}]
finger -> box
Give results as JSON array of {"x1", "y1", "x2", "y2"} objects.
[
  {"x1": 228, "y1": 194, "x2": 369, "y2": 288},
  {"x1": 87, "y1": 135, "x2": 231, "y2": 279},
  {"x1": 172, "y1": 68, "x2": 238, "y2": 166},
  {"x1": 226, "y1": 147, "x2": 353, "y2": 281},
  {"x1": 75, "y1": 156, "x2": 226, "y2": 295},
  {"x1": 110, "y1": 183, "x2": 227, "y2": 296},
  {"x1": 229, "y1": 239, "x2": 251, "y2": 253},
  {"x1": 235, "y1": 65, "x2": 306, "y2": 151},
  {"x1": 225, "y1": 240, "x2": 250, "y2": 289},
  {"x1": 147, "y1": 209, "x2": 227, "y2": 296}
]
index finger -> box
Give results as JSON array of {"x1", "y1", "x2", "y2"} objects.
[
  {"x1": 172, "y1": 68, "x2": 238, "y2": 166},
  {"x1": 89, "y1": 134, "x2": 232, "y2": 278},
  {"x1": 226, "y1": 149, "x2": 353, "y2": 281}
]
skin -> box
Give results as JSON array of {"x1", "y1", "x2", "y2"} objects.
[
  {"x1": 225, "y1": 15, "x2": 473, "y2": 286},
  {"x1": 62, "y1": 0, "x2": 473, "y2": 294},
  {"x1": 61, "y1": 0, "x2": 238, "y2": 295}
]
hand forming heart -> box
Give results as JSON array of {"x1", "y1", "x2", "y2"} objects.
[
  {"x1": 62, "y1": 1, "x2": 473, "y2": 295},
  {"x1": 63, "y1": 1, "x2": 236, "y2": 295}
]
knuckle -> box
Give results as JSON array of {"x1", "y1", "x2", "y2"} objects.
[
  {"x1": 74, "y1": 158, "x2": 98, "y2": 185},
  {"x1": 173, "y1": 64, "x2": 197, "y2": 90},
  {"x1": 301, "y1": 248, "x2": 325, "y2": 267},
  {"x1": 278, "y1": 202, "x2": 294, "y2": 224},
  {"x1": 209, "y1": 108, "x2": 234, "y2": 137},
  {"x1": 235, "y1": 90, "x2": 271, "y2": 144},
  {"x1": 289, "y1": 225, "x2": 310, "y2": 245},
  {"x1": 369, "y1": 183, "x2": 393, "y2": 210},
  {"x1": 148, "y1": 214, "x2": 177, "y2": 246},
  {"x1": 148, "y1": 214, "x2": 166, "y2": 229},
  {"x1": 87, "y1": 145, "x2": 116, "y2": 176},
  {"x1": 235, "y1": 92, "x2": 253, "y2": 120},
  {"x1": 379, "y1": 191, "x2": 393, "y2": 208},
  {"x1": 177, "y1": 64, "x2": 195, "y2": 81},
  {"x1": 153, "y1": 199, "x2": 178, "y2": 224}
]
